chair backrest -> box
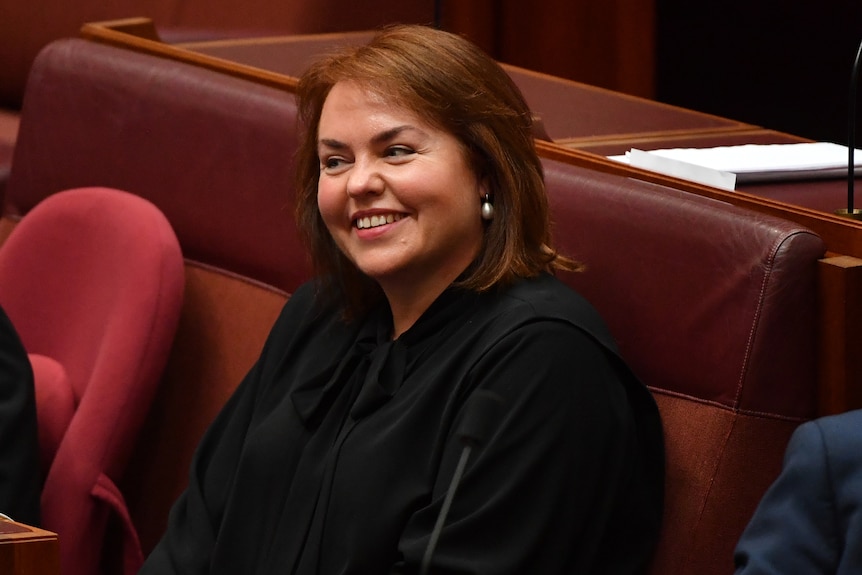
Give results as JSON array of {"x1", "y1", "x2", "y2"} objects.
[
  {"x1": 8, "y1": 37, "x2": 310, "y2": 292},
  {"x1": 0, "y1": 187, "x2": 185, "y2": 575},
  {"x1": 542, "y1": 157, "x2": 825, "y2": 575}
]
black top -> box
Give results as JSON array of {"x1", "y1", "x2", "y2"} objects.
[{"x1": 141, "y1": 273, "x2": 664, "y2": 574}]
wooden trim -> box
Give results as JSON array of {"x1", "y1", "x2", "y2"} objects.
[
  {"x1": 556, "y1": 126, "x2": 796, "y2": 149},
  {"x1": 818, "y1": 255, "x2": 862, "y2": 414},
  {"x1": 79, "y1": 19, "x2": 299, "y2": 92}
]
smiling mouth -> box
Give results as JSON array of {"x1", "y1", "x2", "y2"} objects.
[{"x1": 354, "y1": 213, "x2": 404, "y2": 230}]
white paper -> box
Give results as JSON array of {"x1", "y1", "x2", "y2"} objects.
[
  {"x1": 609, "y1": 142, "x2": 862, "y2": 185},
  {"x1": 613, "y1": 148, "x2": 737, "y2": 191}
]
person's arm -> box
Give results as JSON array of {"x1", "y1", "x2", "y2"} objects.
[
  {"x1": 0, "y1": 305, "x2": 40, "y2": 526},
  {"x1": 138, "y1": 351, "x2": 269, "y2": 575},
  {"x1": 734, "y1": 420, "x2": 839, "y2": 575},
  {"x1": 138, "y1": 287, "x2": 318, "y2": 575},
  {"x1": 394, "y1": 320, "x2": 659, "y2": 574}
]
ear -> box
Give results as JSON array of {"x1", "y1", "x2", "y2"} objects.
[{"x1": 478, "y1": 176, "x2": 491, "y2": 201}]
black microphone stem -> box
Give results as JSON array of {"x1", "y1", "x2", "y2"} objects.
[
  {"x1": 418, "y1": 390, "x2": 503, "y2": 575},
  {"x1": 420, "y1": 445, "x2": 472, "y2": 575},
  {"x1": 848, "y1": 38, "x2": 862, "y2": 214}
]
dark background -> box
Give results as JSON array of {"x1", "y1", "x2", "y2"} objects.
[{"x1": 655, "y1": 0, "x2": 862, "y2": 144}]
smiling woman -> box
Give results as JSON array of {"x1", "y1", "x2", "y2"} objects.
[
  {"x1": 316, "y1": 81, "x2": 487, "y2": 337},
  {"x1": 140, "y1": 24, "x2": 665, "y2": 575}
]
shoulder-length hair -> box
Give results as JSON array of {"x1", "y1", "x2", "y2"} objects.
[{"x1": 294, "y1": 24, "x2": 580, "y2": 317}]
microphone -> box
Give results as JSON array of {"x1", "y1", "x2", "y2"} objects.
[
  {"x1": 845, "y1": 38, "x2": 862, "y2": 217},
  {"x1": 420, "y1": 390, "x2": 504, "y2": 575}
]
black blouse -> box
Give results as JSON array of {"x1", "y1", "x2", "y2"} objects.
[{"x1": 141, "y1": 273, "x2": 664, "y2": 575}]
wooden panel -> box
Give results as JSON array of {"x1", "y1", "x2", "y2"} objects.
[
  {"x1": 818, "y1": 256, "x2": 862, "y2": 415},
  {"x1": 0, "y1": 520, "x2": 59, "y2": 575},
  {"x1": 501, "y1": 64, "x2": 743, "y2": 141}
]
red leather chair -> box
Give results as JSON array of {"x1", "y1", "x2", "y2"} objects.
[
  {"x1": 543, "y1": 158, "x2": 825, "y2": 575},
  {"x1": 0, "y1": 187, "x2": 185, "y2": 575}
]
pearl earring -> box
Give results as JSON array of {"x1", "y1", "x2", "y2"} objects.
[{"x1": 481, "y1": 193, "x2": 494, "y2": 221}]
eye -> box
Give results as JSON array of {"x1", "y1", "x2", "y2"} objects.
[
  {"x1": 386, "y1": 146, "x2": 415, "y2": 160},
  {"x1": 320, "y1": 156, "x2": 350, "y2": 173}
]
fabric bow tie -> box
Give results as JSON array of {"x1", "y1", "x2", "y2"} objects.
[
  {"x1": 290, "y1": 323, "x2": 407, "y2": 425},
  {"x1": 350, "y1": 338, "x2": 407, "y2": 419}
]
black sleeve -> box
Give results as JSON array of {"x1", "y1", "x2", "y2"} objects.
[
  {"x1": 139, "y1": 294, "x2": 305, "y2": 575},
  {"x1": 0, "y1": 304, "x2": 41, "y2": 526}
]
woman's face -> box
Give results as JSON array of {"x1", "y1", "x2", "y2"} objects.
[{"x1": 317, "y1": 81, "x2": 486, "y2": 301}]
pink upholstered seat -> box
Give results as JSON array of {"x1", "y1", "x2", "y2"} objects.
[{"x1": 0, "y1": 187, "x2": 184, "y2": 575}]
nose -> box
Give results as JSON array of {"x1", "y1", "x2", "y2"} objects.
[{"x1": 346, "y1": 157, "x2": 384, "y2": 198}]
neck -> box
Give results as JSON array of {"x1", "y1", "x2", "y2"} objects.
[
  {"x1": 385, "y1": 289, "x2": 442, "y2": 340},
  {"x1": 377, "y1": 252, "x2": 479, "y2": 339},
  {"x1": 381, "y1": 274, "x2": 457, "y2": 339}
]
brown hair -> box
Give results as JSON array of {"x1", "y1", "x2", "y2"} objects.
[{"x1": 295, "y1": 24, "x2": 580, "y2": 316}]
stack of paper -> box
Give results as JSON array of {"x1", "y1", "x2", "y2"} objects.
[{"x1": 609, "y1": 142, "x2": 862, "y2": 191}]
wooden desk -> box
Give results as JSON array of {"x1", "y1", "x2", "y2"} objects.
[
  {"x1": 0, "y1": 520, "x2": 59, "y2": 575},
  {"x1": 181, "y1": 27, "x2": 862, "y2": 230},
  {"x1": 78, "y1": 18, "x2": 862, "y2": 416},
  {"x1": 179, "y1": 36, "x2": 750, "y2": 144}
]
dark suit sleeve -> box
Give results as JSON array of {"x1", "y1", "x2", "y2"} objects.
[
  {"x1": 734, "y1": 420, "x2": 839, "y2": 575},
  {"x1": 0, "y1": 305, "x2": 41, "y2": 526}
]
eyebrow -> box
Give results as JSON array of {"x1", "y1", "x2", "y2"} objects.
[{"x1": 318, "y1": 125, "x2": 421, "y2": 150}]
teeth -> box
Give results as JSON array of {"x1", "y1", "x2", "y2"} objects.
[{"x1": 356, "y1": 214, "x2": 402, "y2": 229}]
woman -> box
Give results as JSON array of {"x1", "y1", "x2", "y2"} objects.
[{"x1": 140, "y1": 24, "x2": 664, "y2": 575}]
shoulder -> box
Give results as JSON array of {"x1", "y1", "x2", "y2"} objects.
[
  {"x1": 788, "y1": 410, "x2": 862, "y2": 454},
  {"x1": 257, "y1": 280, "x2": 359, "y2": 366},
  {"x1": 486, "y1": 274, "x2": 661, "y2": 436},
  {"x1": 788, "y1": 410, "x2": 862, "y2": 477},
  {"x1": 770, "y1": 410, "x2": 862, "y2": 515},
  {"x1": 270, "y1": 280, "x2": 342, "y2": 335},
  {"x1": 807, "y1": 409, "x2": 862, "y2": 444},
  {"x1": 491, "y1": 273, "x2": 620, "y2": 354}
]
